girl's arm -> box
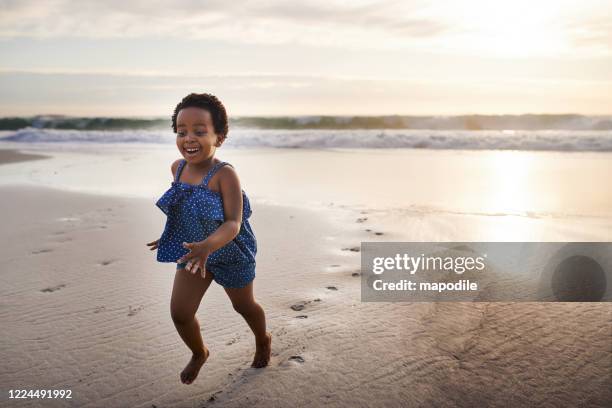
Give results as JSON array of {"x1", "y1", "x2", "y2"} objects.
[
  {"x1": 202, "y1": 165, "x2": 243, "y2": 251},
  {"x1": 146, "y1": 159, "x2": 184, "y2": 251}
]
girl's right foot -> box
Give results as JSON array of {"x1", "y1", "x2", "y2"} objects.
[{"x1": 180, "y1": 347, "x2": 209, "y2": 384}]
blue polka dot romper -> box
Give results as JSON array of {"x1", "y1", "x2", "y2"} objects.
[{"x1": 156, "y1": 159, "x2": 257, "y2": 288}]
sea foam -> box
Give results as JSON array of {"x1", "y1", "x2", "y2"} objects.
[{"x1": 1, "y1": 127, "x2": 611, "y2": 152}]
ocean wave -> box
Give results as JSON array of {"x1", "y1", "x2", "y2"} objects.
[
  {"x1": 1, "y1": 114, "x2": 612, "y2": 131},
  {"x1": 1, "y1": 127, "x2": 612, "y2": 152},
  {"x1": 0, "y1": 128, "x2": 171, "y2": 144}
]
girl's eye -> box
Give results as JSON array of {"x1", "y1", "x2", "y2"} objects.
[{"x1": 176, "y1": 131, "x2": 206, "y2": 137}]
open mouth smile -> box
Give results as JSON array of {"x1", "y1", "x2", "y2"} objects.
[{"x1": 184, "y1": 146, "x2": 200, "y2": 156}]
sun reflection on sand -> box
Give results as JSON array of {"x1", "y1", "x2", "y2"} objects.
[{"x1": 483, "y1": 151, "x2": 535, "y2": 216}]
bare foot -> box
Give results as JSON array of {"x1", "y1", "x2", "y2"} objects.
[
  {"x1": 252, "y1": 332, "x2": 272, "y2": 368},
  {"x1": 180, "y1": 347, "x2": 209, "y2": 384}
]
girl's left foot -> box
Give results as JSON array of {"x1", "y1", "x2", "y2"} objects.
[
  {"x1": 181, "y1": 347, "x2": 209, "y2": 384},
  {"x1": 252, "y1": 332, "x2": 272, "y2": 368}
]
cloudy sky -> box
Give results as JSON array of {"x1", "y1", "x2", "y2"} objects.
[{"x1": 1, "y1": 0, "x2": 611, "y2": 116}]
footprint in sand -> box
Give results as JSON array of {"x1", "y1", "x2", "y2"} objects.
[
  {"x1": 32, "y1": 248, "x2": 53, "y2": 255},
  {"x1": 356, "y1": 217, "x2": 368, "y2": 223},
  {"x1": 326, "y1": 286, "x2": 338, "y2": 291},
  {"x1": 208, "y1": 390, "x2": 223, "y2": 403},
  {"x1": 127, "y1": 305, "x2": 144, "y2": 316},
  {"x1": 295, "y1": 315, "x2": 308, "y2": 319},
  {"x1": 288, "y1": 355, "x2": 305, "y2": 363},
  {"x1": 290, "y1": 297, "x2": 323, "y2": 311},
  {"x1": 374, "y1": 232, "x2": 384, "y2": 236},
  {"x1": 93, "y1": 306, "x2": 106, "y2": 314},
  {"x1": 41, "y1": 284, "x2": 66, "y2": 293},
  {"x1": 47, "y1": 230, "x2": 71, "y2": 240},
  {"x1": 290, "y1": 301, "x2": 308, "y2": 311},
  {"x1": 98, "y1": 259, "x2": 116, "y2": 266},
  {"x1": 341, "y1": 247, "x2": 360, "y2": 252},
  {"x1": 351, "y1": 272, "x2": 360, "y2": 277}
]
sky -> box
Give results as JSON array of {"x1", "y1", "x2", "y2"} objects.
[{"x1": 1, "y1": 0, "x2": 611, "y2": 116}]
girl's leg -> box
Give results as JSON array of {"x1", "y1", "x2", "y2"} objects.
[
  {"x1": 170, "y1": 268, "x2": 214, "y2": 384},
  {"x1": 224, "y1": 281, "x2": 271, "y2": 368}
]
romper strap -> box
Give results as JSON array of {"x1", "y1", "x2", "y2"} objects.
[
  {"x1": 202, "y1": 161, "x2": 232, "y2": 187},
  {"x1": 175, "y1": 159, "x2": 187, "y2": 182}
]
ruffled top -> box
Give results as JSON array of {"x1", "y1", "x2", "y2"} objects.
[{"x1": 155, "y1": 160, "x2": 256, "y2": 266}]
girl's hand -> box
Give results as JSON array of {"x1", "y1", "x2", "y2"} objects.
[
  {"x1": 146, "y1": 239, "x2": 160, "y2": 251},
  {"x1": 177, "y1": 241, "x2": 212, "y2": 278}
]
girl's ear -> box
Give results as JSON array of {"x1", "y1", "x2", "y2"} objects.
[{"x1": 215, "y1": 136, "x2": 224, "y2": 147}]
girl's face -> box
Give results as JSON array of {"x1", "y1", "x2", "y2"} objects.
[{"x1": 175, "y1": 107, "x2": 220, "y2": 164}]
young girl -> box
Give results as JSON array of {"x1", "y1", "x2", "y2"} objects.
[{"x1": 146, "y1": 93, "x2": 271, "y2": 385}]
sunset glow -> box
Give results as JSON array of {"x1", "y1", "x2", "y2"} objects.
[{"x1": 0, "y1": 0, "x2": 611, "y2": 116}]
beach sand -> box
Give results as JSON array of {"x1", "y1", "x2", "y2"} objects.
[{"x1": 1, "y1": 147, "x2": 611, "y2": 407}]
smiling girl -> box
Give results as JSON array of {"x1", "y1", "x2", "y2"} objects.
[{"x1": 146, "y1": 93, "x2": 271, "y2": 385}]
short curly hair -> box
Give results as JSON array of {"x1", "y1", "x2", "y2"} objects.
[{"x1": 171, "y1": 93, "x2": 229, "y2": 144}]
